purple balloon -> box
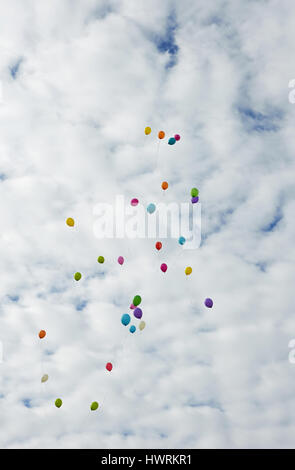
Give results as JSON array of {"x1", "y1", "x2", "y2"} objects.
[
  {"x1": 204, "y1": 298, "x2": 213, "y2": 308},
  {"x1": 134, "y1": 307, "x2": 142, "y2": 319},
  {"x1": 191, "y1": 196, "x2": 199, "y2": 204}
]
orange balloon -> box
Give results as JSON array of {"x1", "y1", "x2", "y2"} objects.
[
  {"x1": 39, "y1": 330, "x2": 46, "y2": 339},
  {"x1": 161, "y1": 181, "x2": 168, "y2": 190},
  {"x1": 158, "y1": 131, "x2": 165, "y2": 139}
]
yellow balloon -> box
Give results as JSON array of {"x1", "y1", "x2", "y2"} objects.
[
  {"x1": 41, "y1": 374, "x2": 48, "y2": 383},
  {"x1": 145, "y1": 126, "x2": 151, "y2": 135},
  {"x1": 185, "y1": 266, "x2": 192, "y2": 276},
  {"x1": 66, "y1": 217, "x2": 75, "y2": 227},
  {"x1": 139, "y1": 321, "x2": 146, "y2": 331}
]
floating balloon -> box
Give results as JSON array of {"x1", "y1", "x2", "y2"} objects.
[
  {"x1": 185, "y1": 266, "x2": 192, "y2": 275},
  {"x1": 118, "y1": 256, "x2": 124, "y2": 265},
  {"x1": 121, "y1": 313, "x2": 131, "y2": 326},
  {"x1": 145, "y1": 126, "x2": 151, "y2": 135},
  {"x1": 147, "y1": 203, "x2": 156, "y2": 214},
  {"x1": 106, "y1": 362, "x2": 113, "y2": 372},
  {"x1": 134, "y1": 307, "x2": 142, "y2": 319},
  {"x1": 66, "y1": 217, "x2": 75, "y2": 227},
  {"x1": 158, "y1": 130, "x2": 165, "y2": 139},
  {"x1": 204, "y1": 298, "x2": 213, "y2": 308},
  {"x1": 139, "y1": 321, "x2": 146, "y2": 331},
  {"x1": 131, "y1": 198, "x2": 139, "y2": 206},
  {"x1": 155, "y1": 241, "x2": 162, "y2": 251},
  {"x1": 133, "y1": 295, "x2": 141, "y2": 306},
  {"x1": 41, "y1": 374, "x2": 48, "y2": 383},
  {"x1": 191, "y1": 188, "x2": 199, "y2": 197},
  {"x1": 74, "y1": 272, "x2": 82, "y2": 281},
  {"x1": 97, "y1": 256, "x2": 105, "y2": 264},
  {"x1": 168, "y1": 137, "x2": 176, "y2": 145},
  {"x1": 130, "y1": 304, "x2": 135, "y2": 310},
  {"x1": 161, "y1": 263, "x2": 168, "y2": 273},
  {"x1": 191, "y1": 196, "x2": 199, "y2": 204},
  {"x1": 174, "y1": 134, "x2": 181, "y2": 141},
  {"x1": 91, "y1": 401, "x2": 99, "y2": 411},
  {"x1": 55, "y1": 398, "x2": 62, "y2": 408},
  {"x1": 39, "y1": 330, "x2": 46, "y2": 339},
  {"x1": 161, "y1": 181, "x2": 168, "y2": 190},
  {"x1": 178, "y1": 236, "x2": 186, "y2": 245},
  {"x1": 130, "y1": 325, "x2": 136, "y2": 333}
]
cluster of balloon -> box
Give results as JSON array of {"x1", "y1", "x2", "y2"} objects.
[
  {"x1": 191, "y1": 188, "x2": 199, "y2": 204},
  {"x1": 204, "y1": 298, "x2": 213, "y2": 308},
  {"x1": 121, "y1": 295, "x2": 145, "y2": 333},
  {"x1": 147, "y1": 203, "x2": 156, "y2": 214},
  {"x1": 168, "y1": 134, "x2": 181, "y2": 146}
]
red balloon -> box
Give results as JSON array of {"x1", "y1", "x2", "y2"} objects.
[
  {"x1": 160, "y1": 263, "x2": 168, "y2": 273},
  {"x1": 155, "y1": 241, "x2": 162, "y2": 251},
  {"x1": 106, "y1": 362, "x2": 113, "y2": 371}
]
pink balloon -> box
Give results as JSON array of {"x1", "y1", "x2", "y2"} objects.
[
  {"x1": 131, "y1": 198, "x2": 139, "y2": 206},
  {"x1": 160, "y1": 263, "x2": 168, "y2": 273},
  {"x1": 130, "y1": 304, "x2": 135, "y2": 309},
  {"x1": 174, "y1": 134, "x2": 181, "y2": 141},
  {"x1": 118, "y1": 256, "x2": 124, "y2": 265}
]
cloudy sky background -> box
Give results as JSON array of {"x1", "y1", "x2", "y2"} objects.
[{"x1": 0, "y1": 0, "x2": 295, "y2": 448}]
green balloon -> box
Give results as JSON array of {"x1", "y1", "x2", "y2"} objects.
[
  {"x1": 55, "y1": 398, "x2": 62, "y2": 408},
  {"x1": 90, "y1": 401, "x2": 99, "y2": 411},
  {"x1": 191, "y1": 188, "x2": 199, "y2": 197},
  {"x1": 97, "y1": 256, "x2": 105, "y2": 264},
  {"x1": 74, "y1": 272, "x2": 82, "y2": 281},
  {"x1": 133, "y1": 295, "x2": 141, "y2": 306}
]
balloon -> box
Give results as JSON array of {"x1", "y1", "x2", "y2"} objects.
[
  {"x1": 118, "y1": 256, "x2": 124, "y2": 265},
  {"x1": 41, "y1": 374, "x2": 48, "y2": 383},
  {"x1": 39, "y1": 330, "x2": 46, "y2": 339},
  {"x1": 121, "y1": 313, "x2": 131, "y2": 326},
  {"x1": 191, "y1": 196, "x2": 199, "y2": 204},
  {"x1": 139, "y1": 321, "x2": 146, "y2": 331},
  {"x1": 158, "y1": 130, "x2": 165, "y2": 139},
  {"x1": 155, "y1": 241, "x2": 162, "y2": 251},
  {"x1": 131, "y1": 198, "x2": 139, "y2": 206},
  {"x1": 161, "y1": 263, "x2": 168, "y2": 273},
  {"x1": 174, "y1": 134, "x2": 181, "y2": 141},
  {"x1": 74, "y1": 272, "x2": 82, "y2": 281},
  {"x1": 161, "y1": 181, "x2": 168, "y2": 190},
  {"x1": 106, "y1": 362, "x2": 113, "y2": 372},
  {"x1": 168, "y1": 137, "x2": 176, "y2": 145},
  {"x1": 91, "y1": 401, "x2": 99, "y2": 411},
  {"x1": 55, "y1": 398, "x2": 62, "y2": 408},
  {"x1": 133, "y1": 295, "x2": 141, "y2": 306},
  {"x1": 204, "y1": 298, "x2": 213, "y2": 308},
  {"x1": 147, "y1": 203, "x2": 156, "y2": 214},
  {"x1": 145, "y1": 126, "x2": 151, "y2": 135},
  {"x1": 129, "y1": 325, "x2": 136, "y2": 333},
  {"x1": 185, "y1": 267, "x2": 192, "y2": 275},
  {"x1": 66, "y1": 217, "x2": 74, "y2": 227},
  {"x1": 97, "y1": 256, "x2": 105, "y2": 264},
  {"x1": 191, "y1": 188, "x2": 199, "y2": 197},
  {"x1": 130, "y1": 304, "x2": 135, "y2": 309},
  {"x1": 134, "y1": 307, "x2": 142, "y2": 319},
  {"x1": 178, "y1": 236, "x2": 186, "y2": 245}
]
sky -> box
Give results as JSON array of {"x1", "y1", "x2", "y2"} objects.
[{"x1": 0, "y1": 0, "x2": 295, "y2": 449}]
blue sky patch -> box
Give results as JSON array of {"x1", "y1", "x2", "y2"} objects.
[{"x1": 153, "y1": 13, "x2": 179, "y2": 69}]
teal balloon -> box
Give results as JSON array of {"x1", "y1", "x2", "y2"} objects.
[
  {"x1": 168, "y1": 137, "x2": 176, "y2": 145},
  {"x1": 121, "y1": 314, "x2": 131, "y2": 326},
  {"x1": 147, "y1": 203, "x2": 156, "y2": 214},
  {"x1": 178, "y1": 236, "x2": 186, "y2": 245},
  {"x1": 129, "y1": 325, "x2": 136, "y2": 333}
]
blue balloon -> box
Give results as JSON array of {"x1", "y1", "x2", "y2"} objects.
[
  {"x1": 168, "y1": 137, "x2": 176, "y2": 145},
  {"x1": 121, "y1": 314, "x2": 131, "y2": 326},
  {"x1": 178, "y1": 236, "x2": 186, "y2": 245},
  {"x1": 147, "y1": 203, "x2": 156, "y2": 214},
  {"x1": 129, "y1": 325, "x2": 136, "y2": 333}
]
